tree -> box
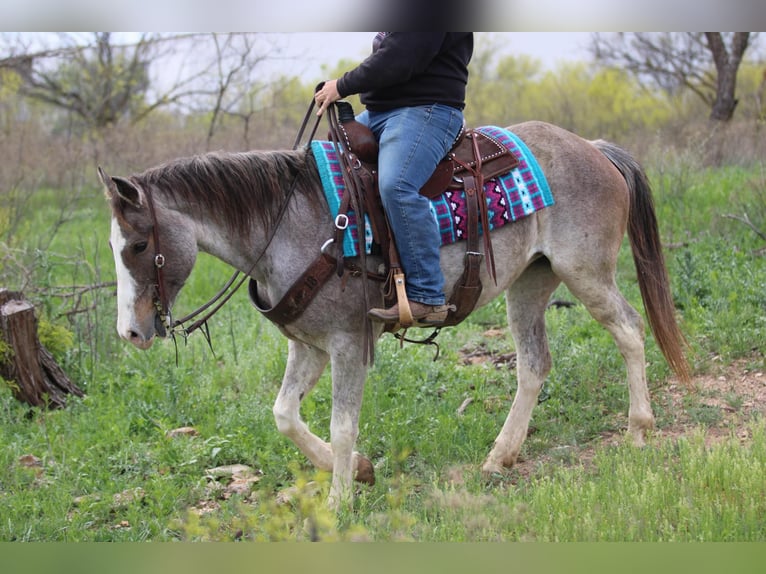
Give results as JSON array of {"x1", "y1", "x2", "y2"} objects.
[
  {"x1": 0, "y1": 289, "x2": 83, "y2": 409},
  {"x1": 0, "y1": 33, "x2": 282, "y2": 134},
  {"x1": 591, "y1": 32, "x2": 756, "y2": 122},
  {"x1": 1, "y1": 33, "x2": 155, "y2": 128},
  {"x1": 200, "y1": 33, "x2": 275, "y2": 150}
]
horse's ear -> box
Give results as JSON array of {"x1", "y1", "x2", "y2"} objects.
[{"x1": 98, "y1": 166, "x2": 143, "y2": 208}]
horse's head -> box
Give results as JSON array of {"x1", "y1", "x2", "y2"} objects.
[{"x1": 99, "y1": 167, "x2": 197, "y2": 349}]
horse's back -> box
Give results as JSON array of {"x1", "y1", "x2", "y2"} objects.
[
  {"x1": 510, "y1": 120, "x2": 630, "y2": 223},
  {"x1": 504, "y1": 121, "x2": 631, "y2": 269},
  {"x1": 508, "y1": 120, "x2": 625, "y2": 185}
]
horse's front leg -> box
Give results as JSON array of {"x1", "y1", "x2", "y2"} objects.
[
  {"x1": 272, "y1": 339, "x2": 334, "y2": 471},
  {"x1": 327, "y1": 336, "x2": 373, "y2": 510},
  {"x1": 272, "y1": 338, "x2": 374, "y2": 510}
]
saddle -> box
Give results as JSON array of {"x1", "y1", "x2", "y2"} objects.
[
  {"x1": 420, "y1": 126, "x2": 520, "y2": 200},
  {"x1": 330, "y1": 101, "x2": 519, "y2": 329}
]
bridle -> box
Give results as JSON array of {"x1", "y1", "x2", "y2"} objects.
[
  {"x1": 141, "y1": 88, "x2": 324, "y2": 343},
  {"x1": 143, "y1": 184, "x2": 171, "y2": 336},
  {"x1": 142, "y1": 174, "x2": 301, "y2": 343}
]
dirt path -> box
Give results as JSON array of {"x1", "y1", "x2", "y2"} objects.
[{"x1": 655, "y1": 355, "x2": 766, "y2": 443}]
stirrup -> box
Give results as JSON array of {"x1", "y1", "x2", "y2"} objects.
[{"x1": 393, "y1": 272, "x2": 413, "y2": 326}]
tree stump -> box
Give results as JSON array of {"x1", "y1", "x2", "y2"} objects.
[{"x1": 0, "y1": 288, "x2": 84, "y2": 408}]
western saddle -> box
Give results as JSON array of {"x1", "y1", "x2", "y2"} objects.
[{"x1": 326, "y1": 101, "x2": 519, "y2": 328}]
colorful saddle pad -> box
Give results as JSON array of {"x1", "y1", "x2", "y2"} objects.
[{"x1": 311, "y1": 125, "x2": 554, "y2": 257}]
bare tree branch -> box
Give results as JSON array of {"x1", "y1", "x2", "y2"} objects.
[
  {"x1": 723, "y1": 213, "x2": 766, "y2": 243},
  {"x1": 1, "y1": 33, "x2": 280, "y2": 131},
  {"x1": 591, "y1": 32, "x2": 756, "y2": 122}
]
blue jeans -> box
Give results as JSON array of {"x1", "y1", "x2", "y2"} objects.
[{"x1": 357, "y1": 104, "x2": 464, "y2": 306}]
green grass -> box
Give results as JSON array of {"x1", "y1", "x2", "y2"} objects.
[
  {"x1": 0, "y1": 164, "x2": 764, "y2": 540},
  {"x1": 171, "y1": 423, "x2": 766, "y2": 541}
]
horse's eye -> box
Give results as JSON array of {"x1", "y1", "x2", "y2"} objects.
[{"x1": 133, "y1": 241, "x2": 148, "y2": 254}]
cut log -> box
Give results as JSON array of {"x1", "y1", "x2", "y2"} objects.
[{"x1": 0, "y1": 288, "x2": 83, "y2": 408}]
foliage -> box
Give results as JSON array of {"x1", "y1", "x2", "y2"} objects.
[
  {"x1": 2, "y1": 33, "x2": 765, "y2": 192},
  {"x1": 0, "y1": 68, "x2": 23, "y2": 133},
  {"x1": 591, "y1": 32, "x2": 756, "y2": 122},
  {"x1": 11, "y1": 33, "x2": 152, "y2": 130},
  {"x1": 37, "y1": 318, "x2": 74, "y2": 358},
  {"x1": 466, "y1": 57, "x2": 681, "y2": 141},
  {"x1": 534, "y1": 64, "x2": 672, "y2": 139},
  {"x1": 463, "y1": 48, "x2": 544, "y2": 126},
  {"x1": 181, "y1": 426, "x2": 763, "y2": 542},
  {"x1": 235, "y1": 75, "x2": 318, "y2": 149},
  {"x1": 0, "y1": 338, "x2": 12, "y2": 363},
  {"x1": 736, "y1": 62, "x2": 766, "y2": 122}
]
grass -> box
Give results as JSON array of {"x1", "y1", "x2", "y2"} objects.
[
  {"x1": 0, "y1": 163, "x2": 765, "y2": 541},
  {"x1": 171, "y1": 423, "x2": 766, "y2": 542}
]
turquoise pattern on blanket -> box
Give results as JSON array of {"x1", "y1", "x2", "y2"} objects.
[{"x1": 311, "y1": 126, "x2": 554, "y2": 257}]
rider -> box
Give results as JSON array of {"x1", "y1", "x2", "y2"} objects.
[{"x1": 314, "y1": 32, "x2": 474, "y2": 325}]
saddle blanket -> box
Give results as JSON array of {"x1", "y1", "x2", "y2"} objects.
[{"x1": 311, "y1": 125, "x2": 554, "y2": 258}]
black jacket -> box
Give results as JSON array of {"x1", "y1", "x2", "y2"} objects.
[{"x1": 336, "y1": 33, "x2": 473, "y2": 112}]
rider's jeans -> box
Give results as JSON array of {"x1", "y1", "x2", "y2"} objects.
[{"x1": 357, "y1": 104, "x2": 464, "y2": 306}]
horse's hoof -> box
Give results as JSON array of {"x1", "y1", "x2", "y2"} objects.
[
  {"x1": 481, "y1": 466, "x2": 506, "y2": 482},
  {"x1": 627, "y1": 415, "x2": 654, "y2": 447},
  {"x1": 481, "y1": 455, "x2": 518, "y2": 479},
  {"x1": 354, "y1": 456, "x2": 376, "y2": 486}
]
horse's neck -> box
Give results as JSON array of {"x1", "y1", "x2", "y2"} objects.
[
  {"x1": 173, "y1": 188, "x2": 330, "y2": 286},
  {"x1": 252, "y1": 193, "x2": 333, "y2": 283},
  {"x1": 196, "y1": 224, "x2": 252, "y2": 270},
  {"x1": 155, "y1": 195, "x2": 252, "y2": 273}
]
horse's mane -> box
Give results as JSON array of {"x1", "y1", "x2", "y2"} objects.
[{"x1": 133, "y1": 148, "x2": 320, "y2": 235}]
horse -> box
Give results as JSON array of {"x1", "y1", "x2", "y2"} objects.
[{"x1": 99, "y1": 120, "x2": 689, "y2": 509}]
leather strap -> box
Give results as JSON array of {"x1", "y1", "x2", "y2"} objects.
[
  {"x1": 470, "y1": 132, "x2": 496, "y2": 284},
  {"x1": 442, "y1": 174, "x2": 483, "y2": 326},
  {"x1": 142, "y1": 186, "x2": 171, "y2": 334},
  {"x1": 248, "y1": 253, "x2": 337, "y2": 326},
  {"x1": 451, "y1": 140, "x2": 497, "y2": 285},
  {"x1": 327, "y1": 103, "x2": 377, "y2": 363}
]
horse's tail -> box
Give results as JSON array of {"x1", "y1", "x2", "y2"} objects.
[{"x1": 592, "y1": 139, "x2": 691, "y2": 385}]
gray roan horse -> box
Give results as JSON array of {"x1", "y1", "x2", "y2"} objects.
[{"x1": 100, "y1": 120, "x2": 689, "y2": 509}]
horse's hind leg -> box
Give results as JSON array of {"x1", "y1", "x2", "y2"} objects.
[
  {"x1": 482, "y1": 259, "x2": 561, "y2": 475},
  {"x1": 562, "y1": 271, "x2": 654, "y2": 445}
]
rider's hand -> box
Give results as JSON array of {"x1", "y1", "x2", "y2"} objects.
[{"x1": 315, "y1": 80, "x2": 341, "y2": 116}]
